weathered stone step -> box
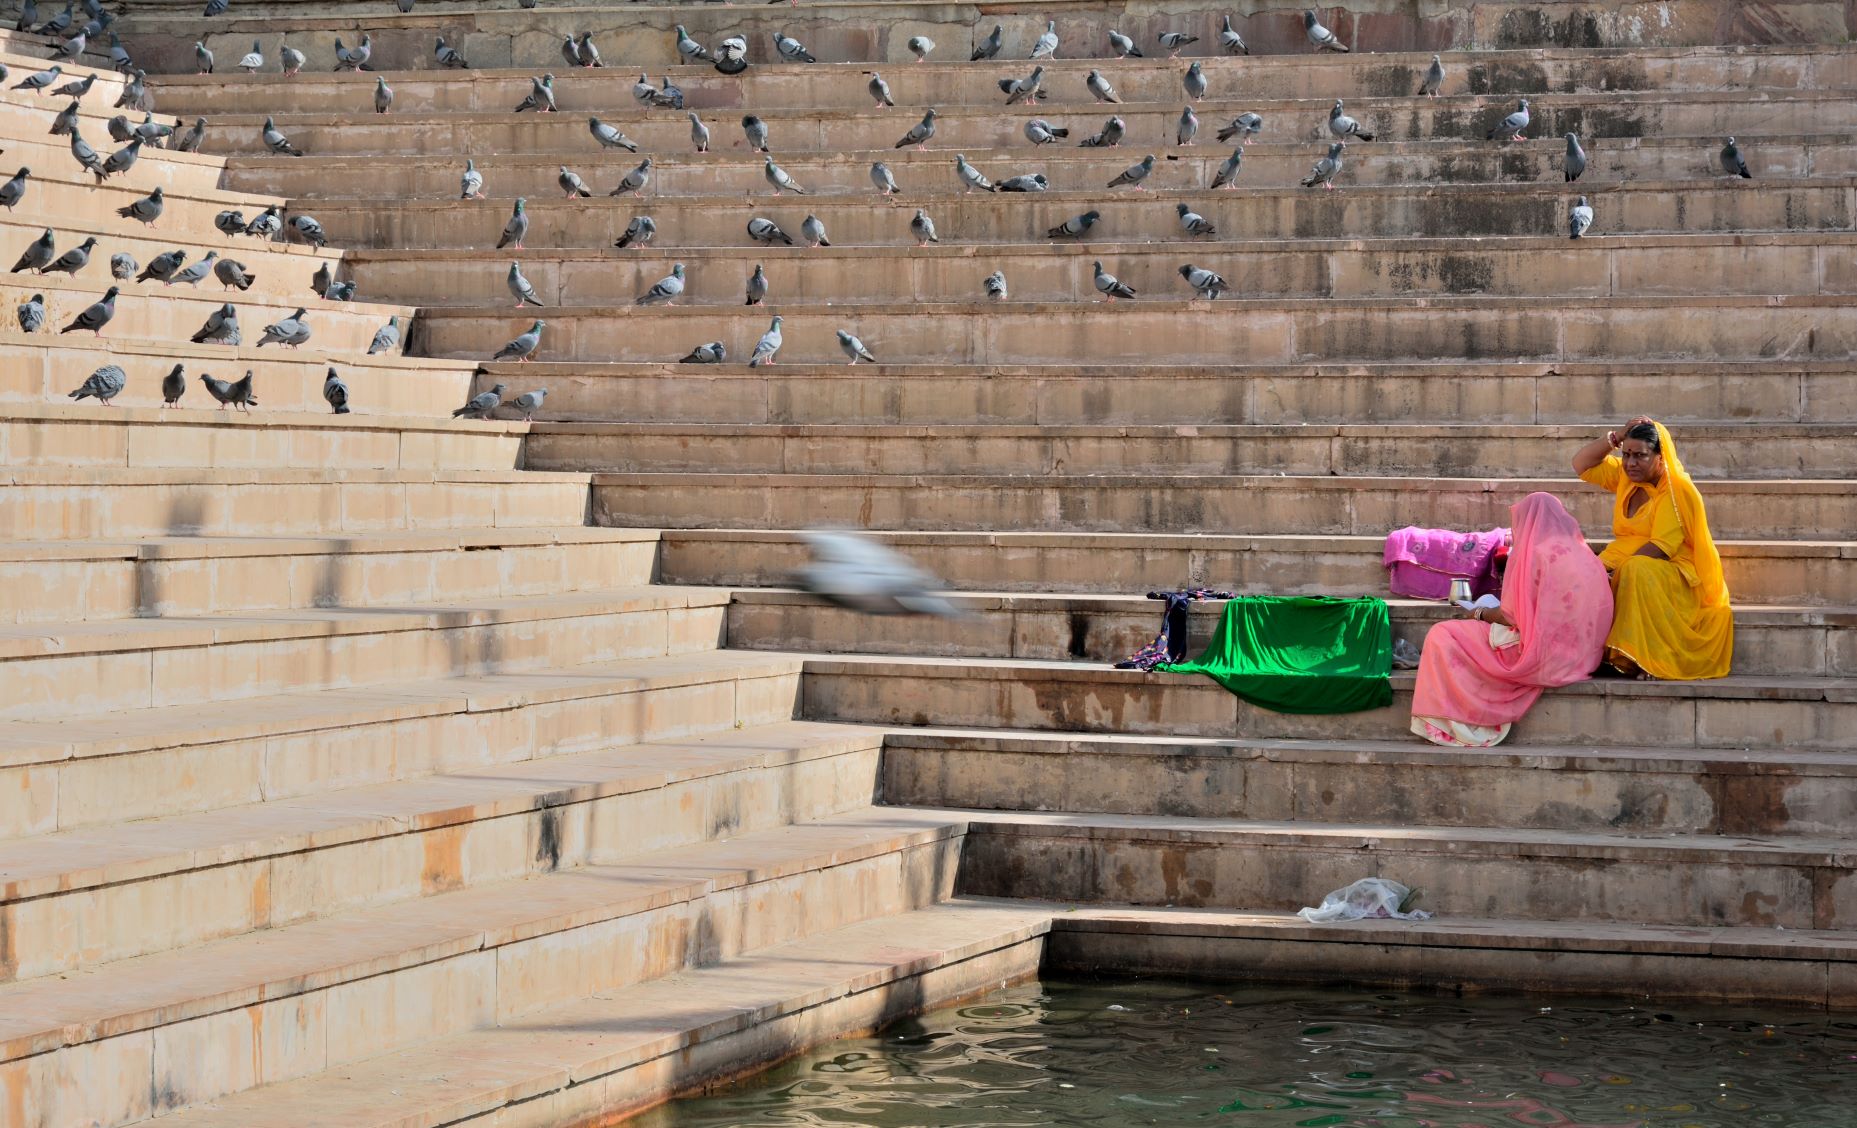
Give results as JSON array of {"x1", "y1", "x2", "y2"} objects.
[
  {"x1": 0, "y1": 806, "x2": 965, "y2": 1128},
  {"x1": 593, "y1": 470, "x2": 1854, "y2": 538},
  {"x1": 489, "y1": 359, "x2": 1857, "y2": 426},
  {"x1": 945, "y1": 808, "x2": 1857, "y2": 927},
  {"x1": 880, "y1": 727, "x2": 1857, "y2": 837},
  {"x1": 0, "y1": 585, "x2": 728, "y2": 722},
  {"x1": 661, "y1": 529, "x2": 1857, "y2": 609},
  {"x1": 528, "y1": 422, "x2": 1857, "y2": 480},
  {"x1": 0, "y1": 647, "x2": 801, "y2": 839},
  {"x1": 0, "y1": 720, "x2": 881, "y2": 980},
  {"x1": 727, "y1": 589, "x2": 1857, "y2": 680},
  {"x1": 803, "y1": 654, "x2": 1857, "y2": 750},
  {"x1": 0, "y1": 466, "x2": 591, "y2": 539},
  {"x1": 0, "y1": 113, "x2": 260, "y2": 204},
  {"x1": 416, "y1": 293, "x2": 1857, "y2": 365}
]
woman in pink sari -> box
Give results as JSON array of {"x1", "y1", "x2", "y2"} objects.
[{"x1": 1409, "y1": 492, "x2": 1614, "y2": 747}]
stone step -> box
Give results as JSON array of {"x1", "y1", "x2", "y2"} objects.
[
  {"x1": 0, "y1": 647, "x2": 802, "y2": 839},
  {"x1": 416, "y1": 293, "x2": 1857, "y2": 365},
  {"x1": 0, "y1": 111, "x2": 263, "y2": 204},
  {"x1": 303, "y1": 180, "x2": 1856, "y2": 250},
  {"x1": 590, "y1": 471, "x2": 1853, "y2": 539},
  {"x1": 0, "y1": 526, "x2": 660, "y2": 624},
  {"x1": 0, "y1": 584, "x2": 729, "y2": 722},
  {"x1": 661, "y1": 528, "x2": 1857, "y2": 609},
  {"x1": 727, "y1": 589, "x2": 1857, "y2": 680},
  {"x1": 137, "y1": 896, "x2": 1052, "y2": 1128},
  {"x1": 0, "y1": 139, "x2": 286, "y2": 239},
  {"x1": 0, "y1": 719, "x2": 882, "y2": 979},
  {"x1": 528, "y1": 421, "x2": 1857, "y2": 480},
  {"x1": 0, "y1": 32, "x2": 125, "y2": 79},
  {"x1": 488, "y1": 359, "x2": 1857, "y2": 426},
  {"x1": 944, "y1": 808, "x2": 1857, "y2": 927},
  {"x1": 0, "y1": 805, "x2": 966, "y2": 1127},
  {"x1": 0, "y1": 336, "x2": 470, "y2": 415},
  {"x1": 800, "y1": 653, "x2": 1857, "y2": 750},
  {"x1": 0, "y1": 466, "x2": 591, "y2": 539},
  {"x1": 879, "y1": 727, "x2": 1857, "y2": 837}
]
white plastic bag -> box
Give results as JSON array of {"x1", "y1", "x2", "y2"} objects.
[{"x1": 1296, "y1": 877, "x2": 1432, "y2": 923}]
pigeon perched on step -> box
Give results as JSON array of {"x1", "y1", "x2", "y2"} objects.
[
  {"x1": 515, "y1": 74, "x2": 556, "y2": 113},
  {"x1": 140, "y1": 249, "x2": 188, "y2": 285},
  {"x1": 997, "y1": 174, "x2": 1047, "y2": 192},
  {"x1": 201, "y1": 370, "x2": 256, "y2": 412},
  {"x1": 257, "y1": 307, "x2": 310, "y2": 347},
  {"x1": 497, "y1": 199, "x2": 529, "y2": 250},
  {"x1": 1176, "y1": 202, "x2": 1216, "y2": 236},
  {"x1": 741, "y1": 115, "x2": 770, "y2": 153},
  {"x1": 161, "y1": 363, "x2": 186, "y2": 406},
  {"x1": 237, "y1": 39, "x2": 262, "y2": 71},
  {"x1": 324, "y1": 280, "x2": 356, "y2": 302},
  {"x1": 13, "y1": 64, "x2": 62, "y2": 92},
  {"x1": 909, "y1": 208, "x2": 938, "y2": 246},
  {"x1": 95, "y1": 137, "x2": 142, "y2": 181},
  {"x1": 280, "y1": 38, "x2": 305, "y2": 75},
  {"x1": 688, "y1": 113, "x2": 709, "y2": 152},
  {"x1": 170, "y1": 251, "x2": 217, "y2": 287},
  {"x1": 1047, "y1": 210, "x2": 1100, "y2": 239},
  {"x1": 0, "y1": 167, "x2": 27, "y2": 211},
  {"x1": 1562, "y1": 133, "x2": 1587, "y2": 182},
  {"x1": 895, "y1": 109, "x2": 937, "y2": 150},
  {"x1": 1304, "y1": 8, "x2": 1349, "y2": 51},
  {"x1": 764, "y1": 157, "x2": 805, "y2": 194},
  {"x1": 680, "y1": 341, "x2": 727, "y2": 364},
  {"x1": 507, "y1": 261, "x2": 544, "y2": 307},
  {"x1": 49, "y1": 72, "x2": 92, "y2": 98},
  {"x1": 1085, "y1": 70, "x2": 1119, "y2": 104},
  {"x1": 984, "y1": 270, "x2": 1007, "y2": 301},
  {"x1": 8, "y1": 229, "x2": 52, "y2": 274},
  {"x1": 310, "y1": 260, "x2": 332, "y2": 296},
  {"x1": 1568, "y1": 195, "x2": 1594, "y2": 239},
  {"x1": 1024, "y1": 119, "x2": 1067, "y2": 145},
  {"x1": 1219, "y1": 16, "x2": 1249, "y2": 55},
  {"x1": 567, "y1": 35, "x2": 589, "y2": 70},
  {"x1": 836, "y1": 330, "x2": 875, "y2": 365},
  {"x1": 16, "y1": 293, "x2": 43, "y2": 332},
  {"x1": 320, "y1": 367, "x2": 349, "y2": 414},
  {"x1": 1302, "y1": 142, "x2": 1346, "y2": 188},
  {"x1": 971, "y1": 24, "x2": 1003, "y2": 60},
  {"x1": 453, "y1": 383, "x2": 504, "y2": 418},
  {"x1": 1029, "y1": 20, "x2": 1057, "y2": 58},
  {"x1": 589, "y1": 116, "x2": 637, "y2": 151},
  {"x1": 202, "y1": 0, "x2": 227, "y2": 17},
  {"x1": 109, "y1": 252, "x2": 135, "y2": 280},
  {"x1": 1183, "y1": 61, "x2": 1207, "y2": 101},
  {"x1": 262, "y1": 116, "x2": 302, "y2": 155},
  {"x1": 907, "y1": 35, "x2": 934, "y2": 61},
  {"x1": 1107, "y1": 29, "x2": 1140, "y2": 57},
  {"x1": 507, "y1": 387, "x2": 547, "y2": 420},
  {"x1": 1488, "y1": 99, "x2": 1530, "y2": 143},
  {"x1": 1080, "y1": 116, "x2": 1125, "y2": 147},
  {"x1": 745, "y1": 263, "x2": 768, "y2": 305},
  {"x1": 794, "y1": 531, "x2": 958, "y2": 618},
  {"x1": 1180, "y1": 264, "x2": 1229, "y2": 300},
  {"x1": 870, "y1": 160, "x2": 901, "y2": 198},
  {"x1": 214, "y1": 210, "x2": 246, "y2": 237},
  {"x1": 675, "y1": 25, "x2": 712, "y2": 63},
  {"x1": 1092, "y1": 261, "x2": 1136, "y2": 302},
  {"x1": 368, "y1": 316, "x2": 401, "y2": 354},
  {"x1": 748, "y1": 317, "x2": 782, "y2": 367},
  {"x1": 557, "y1": 165, "x2": 592, "y2": 198},
  {"x1": 113, "y1": 185, "x2": 163, "y2": 226},
  {"x1": 68, "y1": 130, "x2": 105, "y2": 177},
  {"x1": 1328, "y1": 100, "x2": 1373, "y2": 141},
  {"x1": 615, "y1": 215, "x2": 656, "y2": 249},
  {"x1": 107, "y1": 114, "x2": 135, "y2": 143},
  {"x1": 48, "y1": 101, "x2": 78, "y2": 136},
  {"x1": 68, "y1": 364, "x2": 125, "y2": 403},
  {"x1": 576, "y1": 33, "x2": 603, "y2": 68},
  {"x1": 747, "y1": 217, "x2": 793, "y2": 246},
  {"x1": 1000, "y1": 65, "x2": 1043, "y2": 105},
  {"x1": 191, "y1": 302, "x2": 239, "y2": 344},
  {"x1": 60, "y1": 285, "x2": 118, "y2": 334},
  {"x1": 193, "y1": 40, "x2": 213, "y2": 73},
  {"x1": 460, "y1": 159, "x2": 485, "y2": 199},
  {"x1": 1107, "y1": 154, "x2": 1155, "y2": 190},
  {"x1": 800, "y1": 214, "x2": 830, "y2": 247},
  {"x1": 1160, "y1": 30, "x2": 1198, "y2": 56},
  {"x1": 773, "y1": 30, "x2": 815, "y2": 62},
  {"x1": 41, "y1": 235, "x2": 95, "y2": 276},
  {"x1": 653, "y1": 75, "x2": 682, "y2": 110},
  {"x1": 133, "y1": 113, "x2": 172, "y2": 147},
  {"x1": 333, "y1": 34, "x2": 371, "y2": 71},
  {"x1": 1177, "y1": 105, "x2": 1198, "y2": 146},
  {"x1": 630, "y1": 71, "x2": 657, "y2": 107},
  {"x1": 1210, "y1": 146, "x2": 1243, "y2": 188},
  {"x1": 609, "y1": 157, "x2": 652, "y2": 197},
  {"x1": 1419, "y1": 54, "x2": 1446, "y2": 96},
  {"x1": 1721, "y1": 136, "x2": 1752, "y2": 178},
  {"x1": 635, "y1": 263, "x2": 684, "y2": 305},
  {"x1": 373, "y1": 76, "x2": 393, "y2": 113},
  {"x1": 174, "y1": 117, "x2": 206, "y2": 152},
  {"x1": 14, "y1": 0, "x2": 38, "y2": 32},
  {"x1": 33, "y1": 1, "x2": 66, "y2": 36},
  {"x1": 244, "y1": 205, "x2": 282, "y2": 240},
  {"x1": 288, "y1": 214, "x2": 325, "y2": 247},
  {"x1": 435, "y1": 36, "x2": 469, "y2": 69},
  {"x1": 492, "y1": 321, "x2": 544, "y2": 362},
  {"x1": 954, "y1": 154, "x2": 994, "y2": 192},
  {"x1": 713, "y1": 35, "x2": 748, "y2": 74}
]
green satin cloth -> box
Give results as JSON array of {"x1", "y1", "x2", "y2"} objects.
[{"x1": 1158, "y1": 595, "x2": 1394, "y2": 714}]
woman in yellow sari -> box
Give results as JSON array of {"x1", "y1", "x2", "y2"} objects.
[{"x1": 1572, "y1": 418, "x2": 1733, "y2": 680}]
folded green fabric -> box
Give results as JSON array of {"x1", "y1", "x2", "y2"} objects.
[{"x1": 1158, "y1": 595, "x2": 1393, "y2": 714}]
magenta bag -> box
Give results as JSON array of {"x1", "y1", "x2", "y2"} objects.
[{"x1": 1383, "y1": 527, "x2": 1510, "y2": 600}]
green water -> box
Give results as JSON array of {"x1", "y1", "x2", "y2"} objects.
[{"x1": 627, "y1": 978, "x2": 1857, "y2": 1127}]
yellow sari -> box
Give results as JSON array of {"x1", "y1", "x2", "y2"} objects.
[{"x1": 1577, "y1": 422, "x2": 1733, "y2": 680}]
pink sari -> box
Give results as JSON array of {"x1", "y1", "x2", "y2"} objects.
[{"x1": 1410, "y1": 493, "x2": 1613, "y2": 743}]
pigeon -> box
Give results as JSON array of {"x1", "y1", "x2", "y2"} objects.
[
  {"x1": 52, "y1": 26, "x2": 84, "y2": 60},
  {"x1": 0, "y1": 168, "x2": 26, "y2": 210},
  {"x1": 1569, "y1": 195, "x2": 1594, "y2": 239},
  {"x1": 774, "y1": 30, "x2": 815, "y2": 62},
  {"x1": 971, "y1": 24, "x2": 1003, "y2": 61},
  {"x1": 764, "y1": 157, "x2": 805, "y2": 194},
  {"x1": 288, "y1": 214, "x2": 325, "y2": 247},
  {"x1": 515, "y1": 74, "x2": 556, "y2": 113},
  {"x1": 858, "y1": 72, "x2": 893, "y2": 111},
  {"x1": 321, "y1": 368, "x2": 350, "y2": 412},
  {"x1": 984, "y1": 270, "x2": 1007, "y2": 300},
  {"x1": 1029, "y1": 20, "x2": 1057, "y2": 58},
  {"x1": 50, "y1": 72, "x2": 93, "y2": 98},
  {"x1": 49, "y1": 101, "x2": 78, "y2": 136},
  {"x1": 1183, "y1": 61, "x2": 1207, "y2": 101},
  {"x1": 871, "y1": 161, "x2": 901, "y2": 198},
  {"x1": 1177, "y1": 105, "x2": 1199, "y2": 146},
  {"x1": 615, "y1": 215, "x2": 656, "y2": 249},
  {"x1": 675, "y1": 26, "x2": 713, "y2": 63},
  {"x1": 571, "y1": 35, "x2": 592, "y2": 70},
  {"x1": 1160, "y1": 30, "x2": 1199, "y2": 55},
  {"x1": 333, "y1": 34, "x2": 371, "y2": 71},
  {"x1": 16, "y1": 293, "x2": 42, "y2": 332},
  {"x1": 13, "y1": 64, "x2": 61, "y2": 92},
  {"x1": 108, "y1": 114, "x2": 135, "y2": 144},
  {"x1": 238, "y1": 39, "x2": 262, "y2": 71},
  {"x1": 1564, "y1": 133, "x2": 1587, "y2": 182},
  {"x1": 201, "y1": 370, "x2": 256, "y2": 411},
  {"x1": 137, "y1": 249, "x2": 186, "y2": 285},
  {"x1": 435, "y1": 36, "x2": 469, "y2": 68},
  {"x1": 262, "y1": 116, "x2": 303, "y2": 155},
  {"x1": 497, "y1": 199, "x2": 529, "y2": 250},
  {"x1": 9, "y1": 229, "x2": 52, "y2": 274},
  {"x1": 1176, "y1": 202, "x2": 1216, "y2": 236},
  {"x1": 1220, "y1": 16, "x2": 1249, "y2": 55},
  {"x1": 503, "y1": 261, "x2": 544, "y2": 307},
  {"x1": 608, "y1": 157, "x2": 653, "y2": 197},
  {"x1": 257, "y1": 307, "x2": 310, "y2": 347},
  {"x1": 836, "y1": 330, "x2": 875, "y2": 364},
  {"x1": 32, "y1": 0, "x2": 63, "y2": 36},
  {"x1": 636, "y1": 263, "x2": 684, "y2": 305},
  {"x1": 13, "y1": 0, "x2": 36, "y2": 31},
  {"x1": 244, "y1": 205, "x2": 282, "y2": 239},
  {"x1": 1086, "y1": 69, "x2": 1119, "y2": 103},
  {"x1": 368, "y1": 316, "x2": 401, "y2": 354},
  {"x1": 1047, "y1": 210, "x2": 1100, "y2": 238},
  {"x1": 214, "y1": 210, "x2": 246, "y2": 237},
  {"x1": 577, "y1": 33, "x2": 603, "y2": 68},
  {"x1": 714, "y1": 35, "x2": 748, "y2": 74},
  {"x1": 162, "y1": 363, "x2": 185, "y2": 406},
  {"x1": 373, "y1": 76, "x2": 393, "y2": 114},
  {"x1": 745, "y1": 263, "x2": 768, "y2": 305},
  {"x1": 1108, "y1": 29, "x2": 1140, "y2": 57},
  {"x1": 1488, "y1": 99, "x2": 1529, "y2": 143},
  {"x1": 194, "y1": 40, "x2": 213, "y2": 73},
  {"x1": 588, "y1": 117, "x2": 637, "y2": 152},
  {"x1": 133, "y1": 113, "x2": 172, "y2": 147},
  {"x1": 325, "y1": 279, "x2": 356, "y2": 303},
  {"x1": 748, "y1": 217, "x2": 792, "y2": 245},
  {"x1": 1025, "y1": 119, "x2": 1067, "y2": 145},
  {"x1": 492, "y1": 320, "x2": 544, "y2": 361},
  {"x1": 1092, "y1": 261, "x2": 1135, "y2": 301},
  {"x1": 170, "y1": 251, "x2": 217, "y2": 286},
  {"x1": 742, "y1": 115, "x2": 770, "y2": 152},
  {"x1": 689, "y1": 113, "x2": 710, "y2": 153},
  {"x1": 907, "y1": 35, "x2": 934, "y2": 61},
  {"x1": 910, "y1": 208, "x2": 938, "y2": 246},
  {"x1": 1721, "y1": 136, "x2": 1752, "y2": 178},
  {"x1": 68, "y1": 364, "x2": 125, "y2": 403},
  {"x1": 1001, "y1": 65, "x2": 1044, "y2": 104},
  {"x1": 117, "y1": 69, "x2": 151, "y2": 112},
  {"x1": 748, "y1": 316, "x2": 782, "y2": 366},
  {"x1": 311, "y1": 261, "x2": 332, "y2": 296},
  {"x1": 1210, "y1": 146, "x2": 1243, "y2": 188},
  {"x1": 954, "y1": 154, "x2": 994, "y2": 192},
  {"x1": 1080, "y1": 116, "x2": 1125, "y2": 147},
  {"x1": 280, "y1": 38, "x2": 305, "y2": 75},
  {"x1": 59, "y1": 285, "x2": 118, "y2": 334},
  {"x1": 96, "y1": 138, "x2": 142, "y2": 181},
  {"x1": 504, "y1": 387, "x2": 546, "y2": 420},
  {"x1": 460, "y1": 158, "x2": 485, "y2": 198},
  {"x1": 895, "y1": 109, "x2": 937, "y2": 149},
  {"x1": 214, "y1": 257, "x2": 256, "y2": 291},
  {"x1": 68, "y1": 131, "x2": 105, "y2": 177},
  {"x1": 110, "y1": 252, "x2": 135, "y2": 280},
  {"x1": 794, "y1": 530, "x2": 958, "y2": 617},
  {"x1": 1419, "y1": 54, "x2": 1445, "y2": 96},
  {"x1": 552, "y1": 165, "x2": 592, "y2": 199},
  {"x1": 1108, "y1": 154, "x2": 1155, "y2": 190},
  {"x1": 800, "y1": 214, "x2": 830, "y2": 247},
  {"x1": 202, "y1": 0, "x2": 226, "y2": 16},
  {"x1": 174, "y1": 117, "x2": 206, "y2": 152},
  {"x1": 680, "y1": 341, "x2": 727, "y2": 363},
  {"x1": 997, "y1": 174, "x2": 1047, "y2": 192},
  {"x1": 1301, "y1": 142, "x2": 1346, "y2": 188},
  {"x1": 1179, "y1": 263, "x2": 1229, "y2": 299},
  {"x1": 1304, "y1": 8, "x2": 1349, "y2": 51},
  {"x1": 629, "y1": 71, "x2": 656, "y2": 107},
  {"x1": 41, "y1": 235, "x2": 95, "y2": 276},
  {"x1": 1329, "y1": 100, "x2": 1374, "y2": 142}
]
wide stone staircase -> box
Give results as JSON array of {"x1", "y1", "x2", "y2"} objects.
[{"x1": 0, "y1": 2, "x2": 1854, "y2": 1124}]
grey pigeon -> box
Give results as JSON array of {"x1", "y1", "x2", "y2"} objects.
[
  {"x1": 1210, "y1": 146, "x2": 1244, "y2": 188},
  {"x1": 492, "y1": 320, "x2": 544, "y2": 362},
  {"x1": 1220, "y1": 16, "x2": 1249, "y2": 55},
  {"x1": 1029, "y1": 20, "x2": 1057, "y2": 58},
  {"x1": 108, "y1": 114, "x2": 134, "y2": 143},
  {"x1": 871, "y1": 161, "x2": 901, "y2": 197},
  {"x1": 1329, "y1": 100, "x2": 1373, "y2": 141},
  {"x1": 1108, "y1": 29, "x2": 1140, "y2": 57},
  {"x1": 1304, "y1": 8, "x2": 1349, "y2": 51},
  {"x1": 748, "y1": 217, "x2": 793, "y2": 245},
  {"x1": 311, "y1": 261, "x2": 332, "y2": 296},
  {"x1": 1301, "y1": 142, "x2": 1346, "y2": 188},
  {"x1": 558, "y1": 165, "x2": 592, "y2": 197},
  {"x1": 435, "y1": 36, "x2": 469, "y2": 69},
  {"x1": 954, "y1": 154, "x2": 994, "y2": 192},
  {"x1": 202, "y1": 0, "x2": 226, "y2": 16},
  {"x1": 742, "y1": 116, "x2": 770, "y2": 152},
  {"x1": 1107, "y1": 154, "x2": 1155, "y2": 190},
  {"x1": 262, "y1": 116, "x2": 302, "y2": 155},
  {"x1": 1419, "y1": 54, "x2": 1445, "y2": 96},
  {"x1": 36, "y1": 1, "x2": 69, "y2": 34},
  {"x1": 1080, "y1": 116, "x2": 1125, "y2": 147},
  {"x1": 288, "y1": 214, "x2": 325, "y2": 246},
  {"x1": 629, "y1": 72, "x2": 655, "y2": 106},
  {"x1": 972, "y1": 25, "x2": 1002, "y2": 61},
  {"x1": 10, "y1": 228, "x2": 53, "y2": 273},
  {"x1": 748, "y1": 316, "x2": 782, "y2": 367},
  {"x1": 910, "y1": 208, "x2": 938, "y2": 246},
  {"x1": 257, "y1": 307, "x2": 310, "y2": 347},
  {"x1": 615, "y1": 215, "x2": 656, "y2": 249},
  {"x1": 324, "y1": 280, "x2": 356, "y2": 303},
  {"x1": 373, "y1": 76, "x2": 393, "y2": 114},
  {"x1": 133, "y1": 113, "x2": 172, "y2": 147},
  {"x1": 985, "y1": 270, "x2": 1007, "y2": 300},
  {"x1": 507, "y1": 387, "x2": 547, "y2": 420},
  {"x1": 139, "y1": 250, "x2": 187, "y2": 285},
  {"x1": 1488, "y1": 99, "x2": 1529, "y2": 143},
  {"x1": 0, "y1": 167, "x2": 27, "y2": 210},
  {"x1": 497, "y1": 199, "x2": 529, "y2": 250},
  {"x1": 713, "y1": 34, "x2": 747, "y2": 73},
  {"x1": 689, "y1": 113, "x2": 710, "y2": 152},
  {"x1": 675, "y1": 25, "x2": 712, "y2": 63},
  {"x1": 836, "y1": 329, "x2": 875, "y2": 365},
  {"x1": 13, "y1": 64, "x2": 61, "y2": 92},
  {"x1": 1721, "y1": 136, "x2": 1752, "y2": 178},
  {"x1": 895, "y1": 109, "x2": 937, "y2": 150},
  {"x1": 238, "y1": 40, "x2": 262, "y2": 71},
  {"x1": 191, "y1": 302, "x2": 239, "y2": 344},
  {"x1": 14, "y1": 0, "x2": 37, "y2": 32},
  {"x1": 589, "y1": 116, "x2": 637, "y2": 151},
  {"x1": 453, "y1": 383, "x2": 505, "y2": 418},
  {"x1": 1047, "y1": 210, "x2": 1099, "y2": 238},
  {"x1": 333, "y1": 34, "x2": 370, "y2": 71},
  {"x1": 1177, "y1": 105, "x2": 1199, "y2": 146},
  {"x1": 42, "y1": 235, "x2": 96, "y2": 276},
  {"x1": 577, "y1": 33, "x2": 602, "y2": 68},
  {"x1": 764, "y1": 157, "x2": 805, "y2": 194},
  {"x1": 16, "y1": 293, "x2": 43, "y2": 332},
  {"x1": 68, "y1": 131, "x2": 105, "y2": 177},
  {"x1": 1180, "y1": 264, "x2": 1229, "y2": 299},
  {"x1": 1086, "y1": 70, "x2": 1119, "y2": 103},
  {"x1": 635, "y1": 263, "x2": 684, "y2": 305},
  {"x1": 571, "y1": 36, "x2": 591, "y2": 70},
  {"x1": 201, "y1": 370, "x2": 256, "y2": 412},
  {"x1": 1176, "y1": 202, "x2": 1216, "y2": 236},
  {"x1": 280, "y1": 39, "x2": 305, "y2": 74},
  {"x1": 997, "y1": 174, "x2": 1047, "y2": 192},
  {"x1": 368, "y1": 316, "x2": 401, "y2": 354},
  {"x1": 609, "y1": 157, "x2": 652, "y2": 197},
  {"x1": 680, "y1": 341, "x2": 727, "y2": 363},
  {"x1": 867, "y1": 72, "x2": 894, "y2": 108},
  {"x1": 53, "y1": 28, "x2": 84, "y2": 61},
  {"x1": 161, "y1": 363, "x2": 185, "y2": 406},
  {"x1": 244, "y1": 205, "x2": 282, "y2": 239},
  {"x1": 800, "y1": 214, "x2": 830, "y2": 247},
  {"x1": 1183, "y1": 61, "x2": 1207, "y2": 101},
  {"x1": 773, "y1": 31, "x2": 815, "y2": 62},
  {"x1": 50, "y1": 72, "x2": 92, "y2": 98},
  {"x1": 1001, "y1": 65, "x2": 1043, "y2": 104},
  {"x1": 1025, "y1": 119, "x2": 1067, "y2": 145},
  {"x1": 1564, "y1": 133, "x2": 1587, "y2": 182},
  {"x1": 907, "y1": 35, "x2": 934, "y2": 61},
  {"x1": 1092, "y1": 261, "x2": 1135, "y2": 301},
  {"x1": 653, "y1": 75, "x2": 682, "y2": 110},
  {"x1": 97, "y1": 138, "x2": 142, "y2": 181},
  {"x1": 515, "y1": 74, "x2": 556, "y2": 113},
  {"x1": 109, "y1": 252, "x2": 135, "y2": 280},
  {"x1": 508, "y1": 261, "x2": 543, "y2": 306},
  {"x1": 174, "y1": 117, "x2": 206, "y2": 152},
  {"x1": 193, "y1": 40, "x2": 213, "y2": 72},
  {"x1": 1569, "y1": 195, "x2": 1594, "y2": 239},
  {"x1": 460, "y1": 159, "x2": 485, "y2": 198},
  {"x1": 214, "y1": 210, "x2": 246, "y2": 237},
  {"x1": 59, "y1": 285, "x2": 118, "y2": 334},
  {"x1": 746, "y1": 263, "x2": 767, "y2": 305},
  {"x1": 170, "y1": 251, "x2": 217, "y2": 286},
  {"x1": 68, "y1": 364, "x2": 125, "y2": 403},
  {"x1": 1160, "y1": 30, "x2": 1198, "y2": 55},
  {"x1": 214, "y1": 257, "x2": 256, "y2": 291},
  {"x1": 118, "y1": 185, "x2": 163, "y2": 225},
  {"x1": 49, "y1": 101, "x2": 78, "y2": 136},
  {"x1": 795, "y1": 530, "x2": 958, "y2": 618}
]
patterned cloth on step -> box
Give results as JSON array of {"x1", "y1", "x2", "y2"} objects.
[{"x1": 1114, "y1": 588, "x2": 1237, "y2": 670}]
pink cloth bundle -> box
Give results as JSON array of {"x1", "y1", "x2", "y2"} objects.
[{"x1": 1382, "y1": 526, "x2": 1510, "y2": 601}]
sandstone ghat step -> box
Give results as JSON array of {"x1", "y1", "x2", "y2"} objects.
[{"x1": 0, "y1": 134, "x2": 286, "y2": 228}]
